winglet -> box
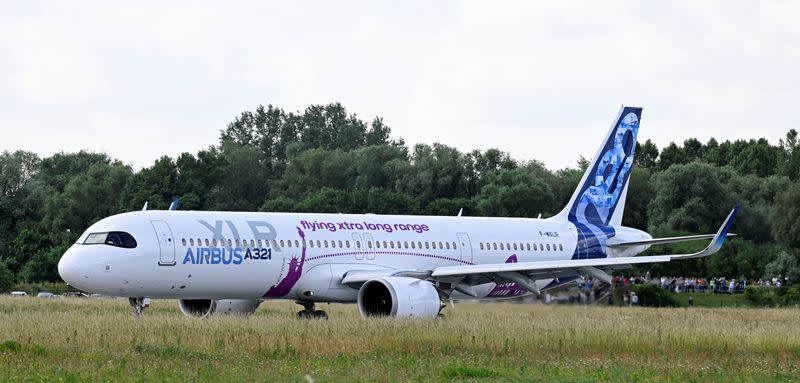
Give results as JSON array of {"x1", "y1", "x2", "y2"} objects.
[{"x1": 678, "y1": 205, "x2": 739, "y2": 259}]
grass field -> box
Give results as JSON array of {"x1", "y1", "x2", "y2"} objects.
[{"x1": 1, "y1": 297, "x2": 799, "y2": 382}]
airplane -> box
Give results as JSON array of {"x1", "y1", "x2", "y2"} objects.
[{"x1": 57, "y1": 106, "x2": 738, "y2": 319}]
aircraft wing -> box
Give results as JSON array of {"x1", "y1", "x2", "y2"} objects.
[
  {"x1": 341, "y1": 207, "x2": 737, "y2": 294},
  {"x1": 429, "y1": 207, "x2": 738, "y2": 290}
]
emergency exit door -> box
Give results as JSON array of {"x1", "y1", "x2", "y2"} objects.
[
  {"x1": 152, "y1": 220, "x2": 176, "y2": 266},
  {"x1": 457, "y1": 232, "x2": 473, "y2": 264}
]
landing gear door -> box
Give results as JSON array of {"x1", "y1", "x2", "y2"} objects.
[
  {"x1": 457, "y1": 232, "x2": 473, "y2": 264},
  {"x1": 152, "y1": 220, "x2": 176, "y2": 266}
]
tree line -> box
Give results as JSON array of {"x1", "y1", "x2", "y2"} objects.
[{"x1": 1, "y1": 102, "x2": 799, "y2": 291}]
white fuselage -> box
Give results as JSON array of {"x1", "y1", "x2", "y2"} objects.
[{"x1": 57, "y1": 210, "x2": 649, "y2": 302}]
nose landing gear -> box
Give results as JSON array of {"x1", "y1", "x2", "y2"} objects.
[
  {"x1": 295, "y1": 301, "x2": 328, "y2": 320},
  {"x1": 129, "y1": 297, "x2": 151, "y2": 317}
]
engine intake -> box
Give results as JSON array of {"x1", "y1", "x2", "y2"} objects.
[{"x1": 357, "y1": 277, "x2": 442, "y2": 318}]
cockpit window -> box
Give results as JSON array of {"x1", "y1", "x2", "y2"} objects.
[{"x1": 83, "y1": 232, "x2": 137, "y2": 249}]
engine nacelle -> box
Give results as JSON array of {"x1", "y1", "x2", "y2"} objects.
[
  {"x1": 178, "y1": 299, "x2": 262, "y2": 318},
  {"x1": 357, "y1": 277, "x2": 442, "y2": 318}
]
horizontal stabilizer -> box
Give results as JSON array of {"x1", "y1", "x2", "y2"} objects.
[{"x1": 607, "y1": 233, "x2": 737, "y2": 248}]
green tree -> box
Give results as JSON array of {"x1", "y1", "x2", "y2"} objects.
[
  {"x1": 634, "y1": 140, "x2": 659, "y2": 169},
  {"x1": 771, "y1": 183, "x2": 800, "y2": 247},
  {"x1": 477, "y1": 168, "x2": 556, "y2": 218},
  {"x1": 365, "y1": 117, "x2": 392, "y2": 146},
  {"x1": 43, "y1": 162, "x2": 132, "y2": 234},
  {"x1": 18, "y1": 244, "x2": 68, "y2": 283},
  {"x1": 3, "y1": 229, "x2": 48, "y2": 275},
  {"x1": 213, "y1": 143, "x2": 271, "y2": 211},
  {"x1": 647, "y1": 161, "x2": 732, "y2": 234},
  {"x1": 0, "y1": 260, "x2": 14, "y2": 293},
  {"x1": 621, "y1": 167, "x2": 652, "y2": 230},
  {"x1": 779, "y1": 129, "x2": 800, "y2": 180},
  {"x1": 121, "y1": 156, "x2": 178, "y2": 210},
  {"x1": 764, "y1": 250, "x2": 800, "y2": 285}
]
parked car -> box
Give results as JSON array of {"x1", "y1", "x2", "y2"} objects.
[
  {"x1": 36, "y1": 292, "x2": 53, "y2": 299},
  {"x1": 10, "y1": 291, "x2": 27, "y2": 297}
]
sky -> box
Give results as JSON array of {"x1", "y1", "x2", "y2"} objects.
[{"x1": 1, "y1": 1, "x2": 798, "y2": 170}]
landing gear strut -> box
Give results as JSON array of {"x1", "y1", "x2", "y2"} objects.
[
  {"x1": 296, "y1": 301, "x2": 328, "y2": 320},
  {"x1": 129, "y1": 297, "x2": 150, "y2": 317}
]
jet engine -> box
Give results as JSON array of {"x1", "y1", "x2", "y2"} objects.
[
  {"x1": 178, "y1": 299, "x2": 262, "y2": 318},
  {"x1": 357, "y1": 277, "x2": 442, "y2": 318}
]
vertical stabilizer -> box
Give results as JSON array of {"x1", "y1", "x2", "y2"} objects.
[{"x1": 556, "y1": 106, "x2": 642, "y2": 227}]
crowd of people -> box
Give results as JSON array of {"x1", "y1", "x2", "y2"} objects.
[
  {"x1": 542, "y1": 273, "x2": 791, "y2": 306},
  {"x1": 609, "y1": 272, "x2": 790, "y2": 294}
]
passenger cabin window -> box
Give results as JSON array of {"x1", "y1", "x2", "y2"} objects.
[{"x1": 83, "y1": 232, "x2": 137, "y2": 249}]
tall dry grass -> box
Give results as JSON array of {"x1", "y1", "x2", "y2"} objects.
[{"x1": 1, "y1": 297, "x2": 798, "y2": 381}]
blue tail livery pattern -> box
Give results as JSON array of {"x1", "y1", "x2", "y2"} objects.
[{"x1": 569, "y1": 107, "x2": 641, "y2": 259}]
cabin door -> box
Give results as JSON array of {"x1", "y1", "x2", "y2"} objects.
[
  {"x1": 456, "y1": 232, "x2": 473, "y2": 264},
  {"x1": 152, "y1": 220, "x2": 176, "y2": 266}
]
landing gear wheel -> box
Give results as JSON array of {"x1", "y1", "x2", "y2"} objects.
[
  {"x1": 295, "y1": 301, "x2": 328, "y2": 320},
  {"x1": 312, "y1": 310, "x2": 328, "y2": 320},
  {"x1": 129, "y1": 297, "x2": 146, "y2": 318}
]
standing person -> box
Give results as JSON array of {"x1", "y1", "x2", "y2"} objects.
[
  {"x1": 630, "y1": 291, "x2": 639, "y2": 306},
  {"x1": 728, "y1": 279, "x2": 735, "y2": 294}
]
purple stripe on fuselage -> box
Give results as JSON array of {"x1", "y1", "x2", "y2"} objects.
[{"x1": 306, "y1": 251, "x2": 473, "y2": 265}]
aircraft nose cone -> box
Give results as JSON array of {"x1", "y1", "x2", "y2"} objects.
[{"x1": 58, "y1": 246, "x2": 82, "y2": 287}]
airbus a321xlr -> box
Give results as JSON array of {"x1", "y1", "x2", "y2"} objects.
[{"x1": 58, "y1": 106, "x2": 738, "y2": 319}]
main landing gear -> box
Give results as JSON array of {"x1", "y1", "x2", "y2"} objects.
[
  {"x1": 129, "y1": 297, "x2": 151, "y2": 318},
  {"x1": 296, "y1": 301, "x2": 328, "y2": 320}
]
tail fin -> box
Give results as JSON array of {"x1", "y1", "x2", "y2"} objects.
[{"x1": 556, "y1": 106, "x2": 642, "y2": 227}]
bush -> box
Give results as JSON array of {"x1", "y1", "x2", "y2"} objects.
[
  {"x1": 780, "y1": 285, "x2": 800, "y2": 306},
  {"x1": 744, "y1": 286, "x2": 778, "y2": 307},
  {"x1": 632, "y1": 284, "x2": 679, "y2": 307}
]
